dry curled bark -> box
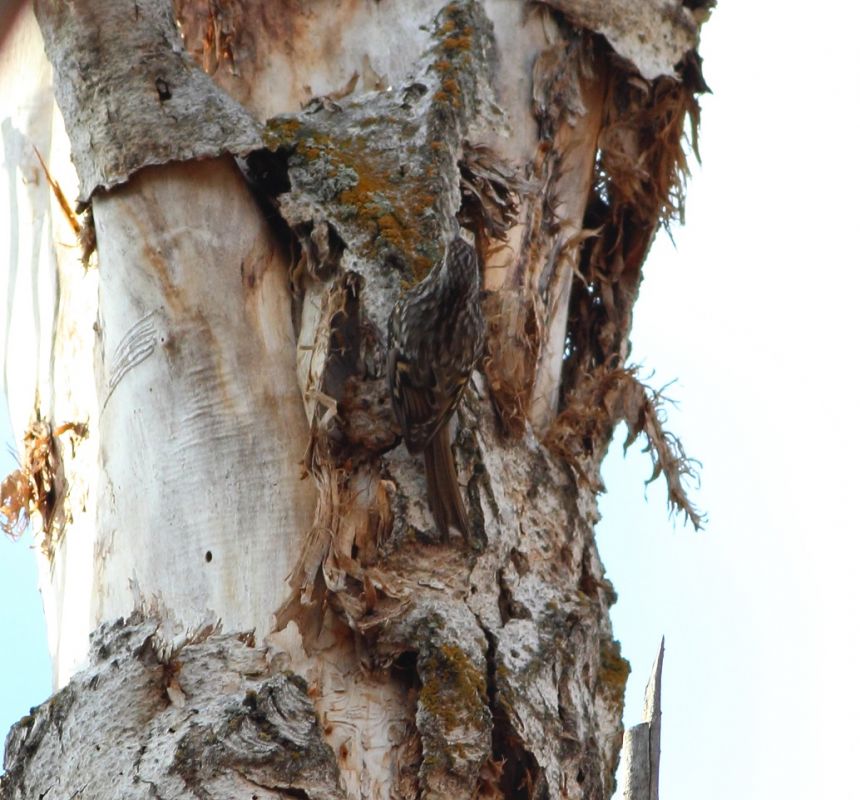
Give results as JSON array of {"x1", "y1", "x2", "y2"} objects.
[{"x1": 1, "y1": 1, "x2": 711, "y2": 798}]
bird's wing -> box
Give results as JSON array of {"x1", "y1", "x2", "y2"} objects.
[{"x1": 390, "y1": 350, "x2": 455, "y2": 453}]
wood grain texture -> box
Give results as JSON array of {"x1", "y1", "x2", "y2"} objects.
[{"x1": 91, "y1": 156, "x2": 315, "y2": 655}]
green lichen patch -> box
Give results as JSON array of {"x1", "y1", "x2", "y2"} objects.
[
  {"x1": 419, "y1": 642, "x2": 489, "y2": 737},
  {"x1": 598, "y1": 638, "x2": 630, "y2": 711},
  {"x1": 415, "y1": 639, "x2": 492, "y2": 791}
]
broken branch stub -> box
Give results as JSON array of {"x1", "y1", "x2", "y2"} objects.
[{"x1": 618, "y1": 638, "x2": 665, "y2": 800}]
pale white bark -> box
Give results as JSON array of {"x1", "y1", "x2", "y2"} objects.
[
  {"x1": 91, "y1": 155, "x2": 316, "y2": 651},
  {"x1": 0, "y1": 6, "x2": 100, "y2": 687}
]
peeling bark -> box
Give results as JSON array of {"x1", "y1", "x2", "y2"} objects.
[
  {"x1": 33, "y1": 0, "x2": 262, "y2": 200},
  {"x1": 1, "y1": 0, "x2": 710, "y2": 797},
  {"x1": 539, "y1": 0, "x2": 709, "y2": 81}
]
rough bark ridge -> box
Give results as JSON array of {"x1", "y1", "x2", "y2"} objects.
[
  {"x1": 2, "y1": 0, "x2": 710, "y2": 798},
  {"x1": 2, "y1": 615, "x2": 345, "y2": 800}
]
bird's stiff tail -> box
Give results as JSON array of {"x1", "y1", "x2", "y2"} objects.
[{"x1": 424, "y1": 424, "x2": 470, "y2": 540}]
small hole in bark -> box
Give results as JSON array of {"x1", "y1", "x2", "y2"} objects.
[
  {"x1": 155, "y1": 77, "x2": 171, "y2": 101},
  {"x1": 402, "y1": 82, "x2": 428, "y2": 106},
  {"x1": 245, "y1": 148, "x2": 291, "y2": 195},
  {"x1": 391, "y1": 651, "x2": 420, "y2": 690},
  {"x1": 385, "y1": 251, "x2": 407, "y2": 274},
  {"x1": 205, "y1": 550, "x2": 212, "y2": 563},
  {"x1": 576, "y1": 769, "x2": 585, "y2": 784}
]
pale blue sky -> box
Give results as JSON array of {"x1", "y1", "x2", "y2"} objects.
[
  {"x1": 0, "y1": 410, "x2": 51, "y2": 747},
  {"x1": 3, "y1": 1, "x2": 860, "y2": 795},
  {"x1": 600, "y1": 3, "x2": 860, "y2": 796}
]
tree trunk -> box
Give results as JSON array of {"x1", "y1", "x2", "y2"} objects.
[{"x1": 1, "y1": 1, "x2": 710, "y2": 798}]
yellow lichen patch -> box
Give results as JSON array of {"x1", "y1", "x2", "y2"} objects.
[
  {"x1": 263, "y1": 117, "x2": 302, "y2": 149},
  {"x1": 433, "y1": 2, "x2": 476, "y2": 62},
  {"x1": 336, "y1": 146, "x2": 438, "y2": 276},
  {"x1": 442, "y1": 79, "x2": 461, "y2": 97},
  {"x1": 434, "y1": 74, "x2": 463, "y2": 110},
  {"x1": 258, "y1": 3, "x2": 488, "y2": 282},
  {"x1": 426, "y1": 6, "x2": 479, "y2": 124},
  {"x1": 378, "y1": 214, "x2": 432, "y2": 274}
]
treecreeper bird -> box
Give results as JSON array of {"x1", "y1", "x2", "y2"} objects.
[{"x1": 388, "y1": 236, "x2": 485, "y2": 539}]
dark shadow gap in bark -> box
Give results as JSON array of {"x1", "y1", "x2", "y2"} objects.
[
  {"x1": 240, "y1": 148, "x2": 307, "y2": 338},
  {"x1": 497, "y1": 563, "x2": 531, "y2": 625},
  {"x1": 389, "y1": 650, "x2": 421, "y2": 798},
  {"x1": 481, "y1": 624, "x2": 544, "y2": 800}
]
